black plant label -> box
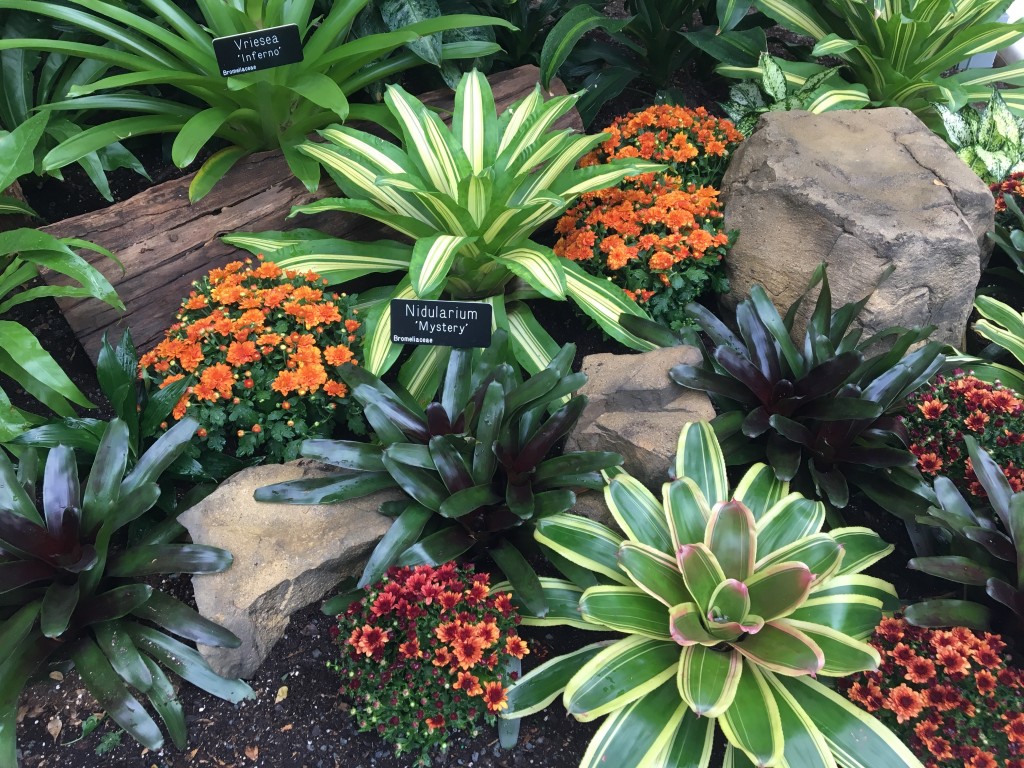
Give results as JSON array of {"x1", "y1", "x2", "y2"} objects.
[
  {"x1": 391, "y1": 299, "x2": 493, "y2": 349},
  {"x1": 213, "y1": 23, "x2": 303, "y2": 77}
]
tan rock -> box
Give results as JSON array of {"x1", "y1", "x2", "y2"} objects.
[
  {"x1": 567, "y1": 346, "x2": 716, "y2": 490},
  {"x1": 177, "y1": 460, "x2": 398, "y2": 679},
  {"x1": 721, "y1": 108, "x2": 993, "y2": 349}
]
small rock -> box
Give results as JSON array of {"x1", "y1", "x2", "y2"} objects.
[{"x1": 178, "y1": 460, "x2": 400, "y2": 678}]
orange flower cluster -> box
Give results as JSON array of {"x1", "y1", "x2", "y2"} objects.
[
  {"x1": 554, "y1": 175, "x2": 731, "y2": 330},
  {"x1": 331, "y1": 562, "x2": 525, "y2": 763},
  {"x1": 581, "y1": 104, "x2": 744, "y2": 189},
  {"x1": 140, "y1": 257, "x2": 364, "y2": 466},
  {"x1": 904, "y1": 371, "x2": 1024, "y2": 497},
  {"x1": 842, "y1": 617, "x2": 1024, "y2": 767}
]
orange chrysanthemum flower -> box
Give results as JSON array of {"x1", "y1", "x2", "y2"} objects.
[
  {"x1": 482, "y1": 681, "x2": 508, "y2": 713},
  {"x1": 453, "y1": 671, "x2": 483, "y2": 697},
  {"x1": 885, "y1": 684, "x2": 925, "y2": 723},
  {"x1": 504, "y1": 635, "x2": 529, "y2": 659}
]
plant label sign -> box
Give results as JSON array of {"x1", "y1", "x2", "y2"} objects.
[
  {"x1": 213, "y1": 24, "x2": 303, "y2": 77},
  {"x1": 391, "y1": 299, "x2": 492, "y2": 348}
]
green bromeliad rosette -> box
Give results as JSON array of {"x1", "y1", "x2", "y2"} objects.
[
  {"x1": 226, "y1": 69, "x2": 663, "y2": 395},
  {"x1": 499, "y1": 421, "x2": 922, "y2": 768}
]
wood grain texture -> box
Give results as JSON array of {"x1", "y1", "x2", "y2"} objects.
[{"x1": 40, "y1": 65, "x2": 582, "y2": 360}]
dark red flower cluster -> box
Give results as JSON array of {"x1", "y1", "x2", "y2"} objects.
[
  {"x1": 841, "y1": 617, "x2": 1024, "y2": 767},
  {"x1": 329, "y1": 562, "x2": 526, "y2": 765},
  {"x1": 991, "y1": 171, "x2": 1024, "y2": 227},
  {"x1": 903, "y1": 371, "x2": 1024, "y2": 497}
]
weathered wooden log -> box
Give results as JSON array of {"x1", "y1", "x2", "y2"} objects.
[{"x1": 41, "y1": 65, "x2": 581, "y2": 360}]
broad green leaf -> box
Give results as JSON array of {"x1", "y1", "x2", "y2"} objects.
[
  {"x1": 617, "y1": 541, "x2": 691, "y2": 608},
  {"x1": 535, "y1": 514, "x2": 631, "y2": 586},
  {"x1": 776, "y1": 675, "x2": 924, "y2": 768},
  {"x1": 578, "y1": 586, "x2": 672, "y2": 640},
  {"x1": 665, "y1": 478, "x2": 713, "y2": 550},
  {"x1": 733, "y1": 620, "x2": 824, "y2": 676},
  {"x1": 677, "y1": 644, "x2": 741, "y2": 717},
  {"x1": 675, "y1": 422, "x2": 728, "y2": 507},
  {"x1": 579, "y1": 678, "x2": 688, "y2": 768},
  {"x1": 504, "y1": 640, "x2": 610, "y2": 719},
  {"x1": 718, "y1": 660, "x2": 783, "y2": 767},
  {"x1": 564, "y1": 635, "x2": 679, "y2": 722},
  {"x1": 605, "y1": 474, "x2": 674, "y2": 555}
]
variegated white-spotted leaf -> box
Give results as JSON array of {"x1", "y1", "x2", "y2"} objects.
[{"x1": 410, "y1": 234, "x2": 475, "y2": 296}]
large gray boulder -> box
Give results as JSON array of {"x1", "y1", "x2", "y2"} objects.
[
  {"x1": 178, "y1": 461, "x2": 398, "y2": 679},
  {"x1": 566, "y1": 346, "x2": 716, "y2": 490},
  {"x1": 720, "y1": 108, "x2": 993, "y2": 348}
]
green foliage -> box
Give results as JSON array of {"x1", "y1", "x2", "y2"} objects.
[
  {"x1": 0, "y1": 0, "x2": 509, "y2": 202},
  {"x1": 905, "y1": 437, "x2": 1024, "y2": 631},
  {"x1": 0, "y1": 10, "x2": 150, "y2": 200},
  {"x1": 437, "y1": 0, "x2": 603, "y2": 72},
  {"x1": 0, "y1": 418, "x2": 253, "y2": 763},
  {"x1": 254, "y1": 330, "x2": 622, "y2": 617},
  {"x1": 722, "y1": 52, "x2": 851, "y2": 135},
  {"x1": 227, "y1": 70, "x2": 661, "y2": 390},
  {"x1": 667, "y1": 264, "x2": 945, "y2": 510},
  {"x1": 12, "y1": 329, "x2": 239, "y2": 483},
  {"x1": 540, "y1": 1, "x2": 760, "y2": 124},
  {"x1": 502, "y1": 421, "x2": 919, "y2": 768},
  {"x1": 0, "y1": 112, "x2": 125, "y2": 443},
  {"x1": 702, "y1": 0, "x2": 1024, "y2": 123},
  {"x1": 938, "y1": 90, "x2": 1024, "y2": 185},
  {"x1": 974, "y1": 294, "x2": 1024, "y2": 371}
]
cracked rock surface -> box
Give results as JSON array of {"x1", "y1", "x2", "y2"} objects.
[{"x1": 720, "y1": 107, "x2": 993, "y2": 348}]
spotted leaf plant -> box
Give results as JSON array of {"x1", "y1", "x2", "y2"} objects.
[
  {"x1": 226, "y1": 70, "x2": 662, "y2": 395},
  {"x1": 500, "y1": 421, "x2": 920, "y2": 768}
]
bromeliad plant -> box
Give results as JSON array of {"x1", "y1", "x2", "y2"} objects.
[
  {"x1": 668, "y1": 264, "x2": 945, "y2": 509},
  {"x1": 905, "y1": 437, "x2": 1024, "y2": 632},
  {"x1": 842, "y1": 617, "x2": 1023, "y2": 768},
  {"x1": 0, "y1": 112, "x2": 125, "y2": 443},
  {"x1": 255, "y1": 331, "x2": 622, "y2": 617},
  {"x1": 0, "y1": 418, "x2": 253, "y2": 763},
  {"x1": 501, "y1": 421, "x2": 919, "y2": 768},
  {"x1": 0, "y1": 0, "x2": 508, "y2": 202},
  {"x1": 226, "y1": 70, "x2": 662, "y2": 391}
]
